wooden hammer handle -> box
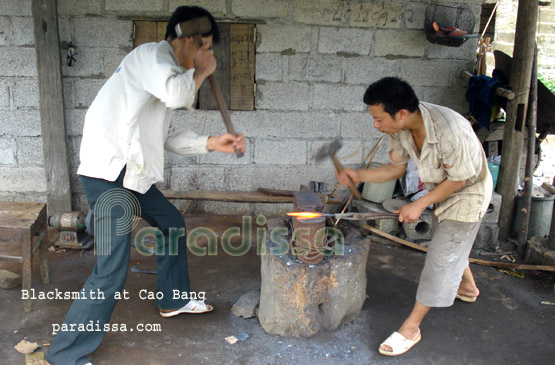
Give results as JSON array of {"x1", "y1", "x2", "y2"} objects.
[
  {"x1": 331, "y1": 156, "x2": 362, "y2": 200},
  {"x1": 194, "y1": 35, "x2": 243, "y2": 158}
]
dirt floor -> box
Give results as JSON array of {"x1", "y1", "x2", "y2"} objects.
[{"x1": 1, "y1": 215, "x2": 554, "y2": 364}]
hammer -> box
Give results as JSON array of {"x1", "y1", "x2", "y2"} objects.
[
  {"x1": 315, "y1": 140, "x2": 362, "y2": 200},
  {"x1": 175, "y1": 17, "x2": 243, "y2": 157}
]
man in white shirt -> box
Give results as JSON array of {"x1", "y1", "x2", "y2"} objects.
[{"x1": 46, "y1": 6, "x2": 245, "y2": 365}]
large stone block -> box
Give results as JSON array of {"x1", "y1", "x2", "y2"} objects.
[
  {"x1": 256, "y1": 53, "x2": 283, "y2": 82},
  {"x1": 0, "y1": 136, "x2": 16, "y2": 165},
  {"x1": 105, "y1": 0, "x2": 165, "y2": 13},
  {"x1": 11, "y1": 78, "x2": 39, "y2": 108},
  {"x1": 259, "y1": 232, "x2": 369, "y2": 337},
  {"x1": 73, "y1": 17, "x2": 133, "y2": 48},
  {"x1": 10, "y1": 16, "x2": 34, "y2": 46},
  {"x1": 57, "y1": 0, "x2": 102, "y2": 15},
  {"x1": 256, "y1": 82, "x2": 310, "y2": 111},
  {"x1": 254, "y1": 138, "x2": 307, "y2": 165},
  {"x1": 232, "y1": 0, "x2": 288, "y2": 18},
  {"x1": 231, "y1": 289, "x2": 260, "y2": 319},
  {"x1": 256, "y1": 24, "x2": 312, "y2": 53},
  {"x1": 169, "y1": 0, "x2": 227, "y2": 16},
  {"x1": 0, "y1": 47, "x2": 36, "y2": 77},
  {"x1": 402, "y1": 213, "x2": 434, "y2": 241},
  {"x1": 288, "y1": 54, "x2": 342, "y2": 83},
  {"x1": 0, "y1": 166, "x2": 46, "y2": 192},
  {"x1": 0, "y1": 110, "x2": 41, "y2": 136},
  {"x1": 16, "y1": 136, "x2": 43, "y2": 165},
  {"x1": 349, "y1": 2, "x2": 403, "y2": 29},
  {"x1": 0, "y1": 269, "x2": 21, "y2": 289},
  {"x1": 374, "y1": 30, "x2": 426, "y2": 58},
  {"x1": 233, "y1": 110, "x2": 340, "y2": 139},
  {"x1": 344, "y1": 56, "x2": 401, "y2": 85},
  {"x1": 318, "y1": 27, "x2": 372, "y2": 55},
  {"x1": 0, "y1": 1, "x2": 32, "y2": 16},
  {"x1": 292, "y1": 0, "x2": 348, "y2": 26},
  {"x1": 312, "y1": 84, "x2": 366, "y2": 112}
]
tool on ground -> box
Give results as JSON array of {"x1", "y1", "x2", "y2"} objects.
[
  {"x1": 48, "y1": 212, "x2": 93, "y2": 250},
  {"x1": 315, "y1": 139, "x2": 362, "y2": 200},
  {"x1": 176, "y1": 16, "x2": 243, "y2": 157},
  {"x1": 335, "y1": 135, "x2": 386, "y2": 225},
  {"x1": 288, "y1": 211, "x2": 398, "y2": 221}
]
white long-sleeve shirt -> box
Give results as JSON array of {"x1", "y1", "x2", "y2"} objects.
[{"x1": 77, "y1": 40, "x2": 209, "y2": 194}]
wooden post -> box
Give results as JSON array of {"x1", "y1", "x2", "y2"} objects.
[
  {"x1": 31, "y1": 0, "x2": 72, "y2": 214},
  {"x1": 497, "y1": 0, "x2": 539, "y2": 241},
  {"x1": 516, "y1": 45, "x2": 538, "y2": 252}
]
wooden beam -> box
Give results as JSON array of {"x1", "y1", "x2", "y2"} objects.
[
  {"x1": 161, "y1": 190, "x2": 341, "y2": 204},
  {"x1": 31, "y1": 0, "x2": 72, "y2": 214},
  {"x1": 460, "y1": 71, "x2": 515, "y2": 100},
  {"x1": 497, "y1": 0, "x2": 539, "y2": 241},
  {"x1": 363, "y1": 225, "x2": 555, "y2": 272}
]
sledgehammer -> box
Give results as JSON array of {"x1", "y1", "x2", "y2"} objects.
[{"x1": 175, "y1": 17, "x2": 243, "y2": 157}]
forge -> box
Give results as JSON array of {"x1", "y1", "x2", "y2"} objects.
[{"x1": 258, "y1": 187, "x2": 370, "y2": 337}]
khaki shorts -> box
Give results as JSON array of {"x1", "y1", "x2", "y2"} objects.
[{"x1": 416, "y1": 219, "x2": 480, "y2": 308}]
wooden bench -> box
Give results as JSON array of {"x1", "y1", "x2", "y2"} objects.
[{"x1": 0, "y1": 202, "x2": 49, "y2": 312}]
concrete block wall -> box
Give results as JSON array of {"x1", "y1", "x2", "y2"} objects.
[{"x1": 0, "y1": 0, "x2": 482, "y2": 215}]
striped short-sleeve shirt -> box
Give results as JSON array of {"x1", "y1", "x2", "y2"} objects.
[{"x1": 388, "y1": 102, "x2": 493, "y2": 222}]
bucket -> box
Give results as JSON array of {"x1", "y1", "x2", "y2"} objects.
[
  {"x1": 361, "y1": 163, "x2": 396, "y2": 203},
  {"x1": 487, "y1": 162, "x2": 499, "y2": 192},
  {"x1": 513, "y1": 195, "x2": 554, "y2": 238}
]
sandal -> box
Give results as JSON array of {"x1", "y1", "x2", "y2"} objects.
[
  {"x1": 379, "y1": 331, "x2": 421, "y2": 356},
  {"x1": 456, "y1": 294, "x2": 477, "y2": 303},
  {"x1": 159, "y1": 299, "x2": 214, "y2": 318}
]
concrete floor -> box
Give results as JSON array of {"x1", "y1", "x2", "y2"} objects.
[{"x1": 1, "y1": 214, "x2": 554, "y2": 364}]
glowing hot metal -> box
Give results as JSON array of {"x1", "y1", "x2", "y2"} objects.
[{"x1": 287, "y1": 212, "x2": 399, "y2": 221}]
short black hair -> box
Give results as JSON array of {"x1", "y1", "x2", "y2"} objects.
[
  {"x1": 363, "y1": 77, "x2": 419, "y2": 117},
  {"x1": 165, "y1": 6, "x2": 220, "y2": 43}
]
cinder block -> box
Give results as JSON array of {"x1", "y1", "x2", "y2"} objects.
[
  {"x1": 422, "y1": 87, "x2": 469, "y2": 115},
  {"x1": 65, "y1": 109, "x2": 86, "y2": 136},
  {"x1": 0, "y1": 79, "x2": 9, "y2": 107},
  {"x1": 318, "y1": 27, "x2": 372, "y2": 55},
  {"x1": 256, "y1": 24, "x2": 312, "y2": 53},
  {"x1": 169, "y1": 0, "x2": 227, "y2": 16},
  {"x1": 402, "y1": 214, "x2": 434, "y2": 241},
  {"x1": 288, "y1": 54, "x2": 342, "y2": 83},
  {"x1": 292, "y1": 0, "x2": 347, "y2": 26},
  {"x1": 57, "y1": 0, "x2": 102, "y2": 15},
  {"x1": 344, "y1": 56, "x2": 401, "y2": 85},
  {"x1": 473, "y1": 222, "x2": 499, "y2": 250},
  {"x1": 406, "y1": 2, "x2": 427, "y2": 30},
  {"x1": 256, "y1": 53, "x2": 283, "y2": 82},
  {"x1": 200, "y1": 138, "x2": 252, "y2": 165},
  {"x1": 340, "y1": 112, "x2": 375, "y2": 139},
  {"x1": 0, "y1": 47, "x2": 36, "y2": 77},
  {"x1": 427, "y1": 38, "x2": 478, "y2": 61},
  {"x1": 232, "y1": 0, "x2": 288, "y2": 18},
  {"x1": 61, "y1": 47, "x2": 104, "y2": 78},
  {"x1": 374, "y1": 30, "x2": 426, "y2": 58},
  {"x1": 169, "y1": 166, "x2": 227, "y2": 192},
  {"x1": 0, "y1": 17, "x2": 10, "y2": 46},
  {"x1": 254, "y1": 138, "x2": 307, "y2": 165},
  {"x1": 0, "y1": 136, "x2": 16, "y2": 165},
  {"x1": 164, "y1": 152, "x2": 197, "y2": 168},
  {"x1": 73, "y1": 79, "x2": 106, "y2": 108},
  {"x1": 349, "y1": 2, "x2": 403, "y2": 29},
  {"x1": 105, "y1": 0, "x2": 165, "y2": 13},
  {"x1": 399, "y1": 59, "x2": 451, "y2": 87},
  {"x1": 0, "y1": 1, "x2": 32, "y2": 16},
  {"x1": 10, "y1": 16, "x2": 34, "y2": 46},
  {"x1": 16, "y1": 136, "x2": 43, "y2": 165},
  {"x1": 12, "y1": 78, "x2": 39, "y2": 108},
  {"x1": 481, "y1": 192, "x2": 502, "y2": 224},
  {"x1": 102, "y1": 48, "x2": 128, "y2": 77},
  {"x1": 73, "y1": 17, "x2": 133, "y2": 48},
  {"x1": 233, "y1": 110, "x2": 340, "y2": 139},
  {"x1": 57, "y1": 17, "x2": 72, "y2": 44},
  {"x1": 310, "y1": 139, "x2": 366, "y2": 166},
  {"x1": 256, "y1": 82, "x2": 310, "y2": 111},
  {"x1": 312, "y1": 84, "x2": 366, "y2": 112},
  {"x1": 253, "y1": 203, "x2": 292, "y2": 216},
  {"x1": 197, "y1": 201, "x2": 252, "y2": 215},
  {"x1": 0, "y1": 166, "x2": 46, "y2": 192},
  {"x1": 66, "y1": 136, "x2": 82, "y2": 171},
  {"x1": 0, "y1": 110, "x2": 41, "y2": 136}
]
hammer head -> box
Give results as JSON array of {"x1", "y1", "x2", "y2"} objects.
[
  {"x1": 175, "y1": 16, "x2": 212, "y2": 39},
  {"x1": 315, "y1": 139, "x2": 342, "y2": 162}
]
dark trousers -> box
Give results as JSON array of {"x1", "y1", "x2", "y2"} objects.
[{"x1": 46, "y1": 169, "x2": 191, "y2": 365}]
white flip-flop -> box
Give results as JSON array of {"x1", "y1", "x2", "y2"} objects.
[
  {"x1": 379, "y1": 331, "x2": 422, "y2": 356},
  {"x1": 159, "y1": 299, "x2": 214, "y2": 318}
]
